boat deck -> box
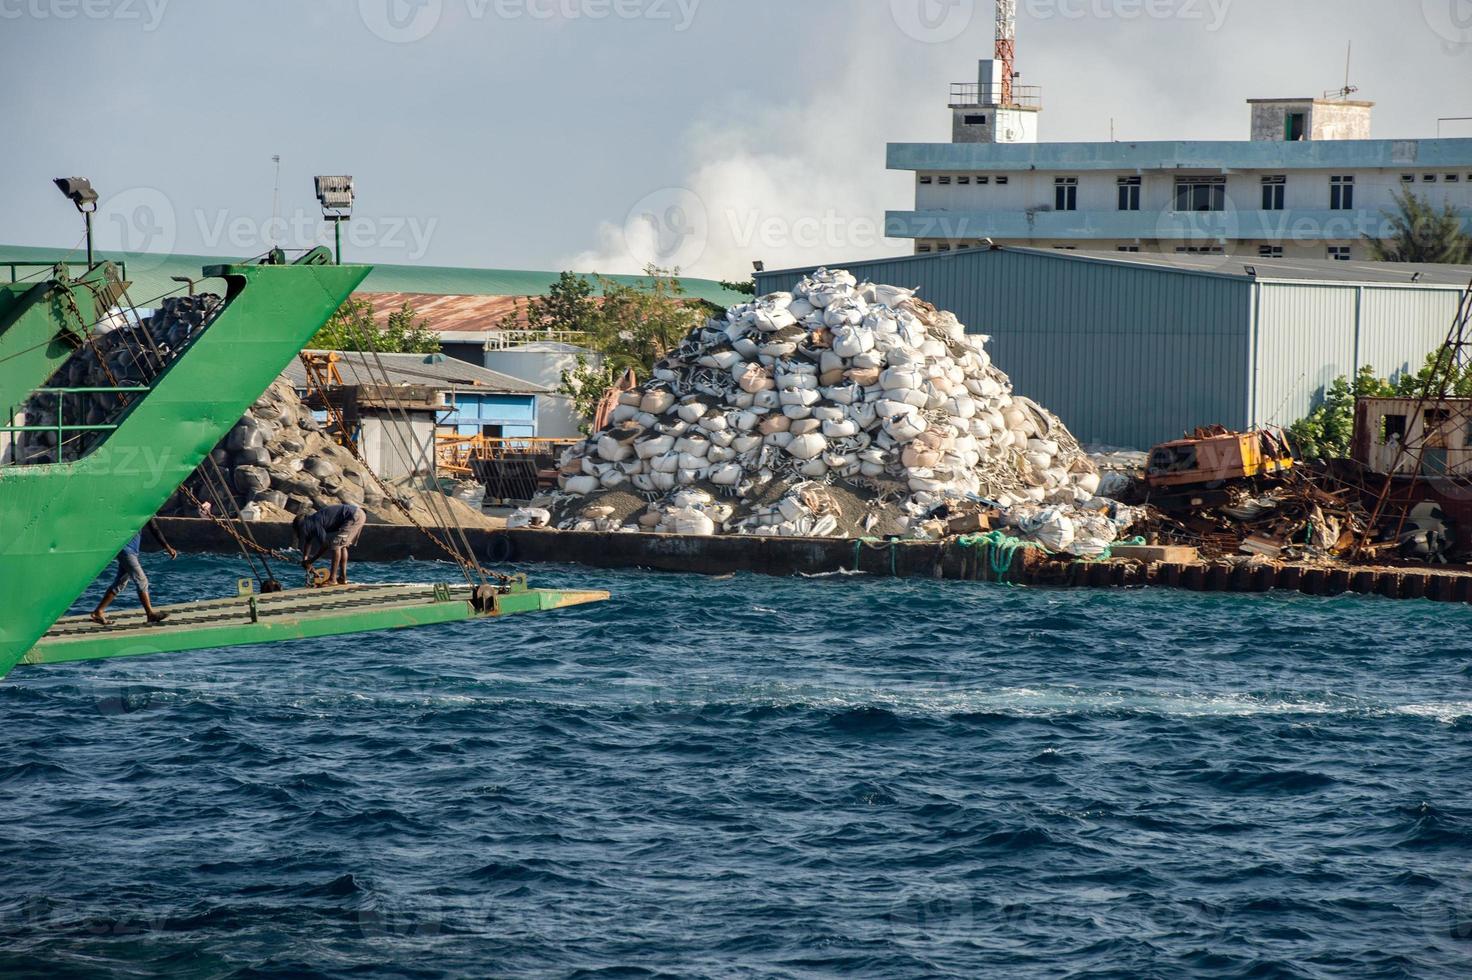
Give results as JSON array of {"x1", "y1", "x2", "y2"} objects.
[{"x1": 22, "y1": 582, "x2": 609, "y2": 668}]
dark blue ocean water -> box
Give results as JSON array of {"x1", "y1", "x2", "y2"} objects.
[{"x1": 2, "y1": 555, "x2": 1471, "y2": 978}]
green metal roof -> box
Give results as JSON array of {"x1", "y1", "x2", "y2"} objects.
[{"x1": 0, "y1": 244, "x2": 747, "y2": 309}]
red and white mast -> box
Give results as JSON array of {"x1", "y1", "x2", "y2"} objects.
[{"x1": 996, "y1": 0, "x2": 1016, "y2": 106}]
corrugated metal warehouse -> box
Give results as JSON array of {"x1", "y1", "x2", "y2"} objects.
[{"x1": 756, "y1": 248, "x2": 1472, "y2": 449}]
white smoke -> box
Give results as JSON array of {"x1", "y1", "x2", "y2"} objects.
[{"x1": 563, "y1": 19, "x2": 923, "y2": 281}]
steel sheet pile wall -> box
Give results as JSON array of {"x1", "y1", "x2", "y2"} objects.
[{"x1": 758, "y1": 250, "x2": 1251, "y2": 449}]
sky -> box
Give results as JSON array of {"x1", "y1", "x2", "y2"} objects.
[{"x1": 2, "y1": 0, "x2": 1470, "y2": 282}]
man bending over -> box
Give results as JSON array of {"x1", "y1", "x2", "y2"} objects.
[{"x1": 293, "y1": 503, "x2": 368, "y2": 586}]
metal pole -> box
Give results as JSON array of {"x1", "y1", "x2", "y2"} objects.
[
  {"x1": 334, "y1": 219, "x2": 343, "y2": 265},
  {"x1": 85, "y1": 211, "x2": 94, "y2": 269}
]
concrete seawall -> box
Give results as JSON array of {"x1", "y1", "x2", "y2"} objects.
[
  {"x1": 153, "y1": 518, "x2": 947, "y2": 578},
  {"x1": 153, "y1": 518, "x2": 1472, "y2": 602}
]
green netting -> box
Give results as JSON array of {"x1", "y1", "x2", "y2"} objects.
[{"x1": 956, "y1": 531, "x2": 1041, "y2": 584}]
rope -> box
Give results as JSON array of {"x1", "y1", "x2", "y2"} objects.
[
  {"x1": 315, "y1": 321, "x2": 506, "y2": 586},
  {"x1": 957, "y1": 531, "x2": 1041, "y2": 584}
]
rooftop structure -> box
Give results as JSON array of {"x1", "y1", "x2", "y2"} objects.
[{"x1": 889, "y1": 21, "x2": 1472, "y2": 262}]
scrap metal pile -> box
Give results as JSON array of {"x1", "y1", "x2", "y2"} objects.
[
  {"x1": 545, "y1": 269, "x2": 1141, "y2": 555},
  {"x1": 1144, "y1": 478, "x2": 1371, "y2": 562}
]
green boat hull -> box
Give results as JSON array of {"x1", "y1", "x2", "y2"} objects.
[{"x1": 0, "y1": 256, "x2": 370, "y2": 679}]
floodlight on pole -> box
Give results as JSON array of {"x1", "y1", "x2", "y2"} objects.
[
  {"x1": 314, "y1": 175, "x2": 354, "y2": 264},
  {"x1": 53, "y1": 177, "x2": 99, "y2": 268}
]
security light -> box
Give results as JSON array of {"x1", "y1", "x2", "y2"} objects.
[
  {"x1": 54, "y1": 177, "x2": 99, "y2": 267},
  {"x1": 314, "y1": 175, "x2": 355, "y2": 215},
  {"x1": 314, "y1": 175, "x2": 355, "y2": 264},
  {"x1": 54, "y1": 177, "x2": 98, "y2": 213},
  {"x1": 752, "y1": 260, "x2": 765, "y2": 273},
  {"x1": 1244, "y1": 265, "x2": 1257, "y2": 278},
  {"x1": 1412, "y1": 272, "x2": 1424, "y2": 283}
]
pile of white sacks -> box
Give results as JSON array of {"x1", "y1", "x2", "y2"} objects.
[{"x1": 550, "y1": 269, "x2": 1130, "y2": 554}]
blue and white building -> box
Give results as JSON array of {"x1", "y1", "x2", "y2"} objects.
[{"x1": 888, "y1": 60, "x2": 1472, "y2": 262}]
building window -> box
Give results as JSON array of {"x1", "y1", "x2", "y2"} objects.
[
  {"x1": 1175, "y1": 245, "x2": 1225, "y2": 255},
  {"x1": 1258, "y1": 245, "x2": 1284, "y2": 258},
  {"x1": 1382, "y1": 414, "x2": 1407, "y2": 444},
  {"x1": 1286, "y1": 112, "x2": 1306, "y2": 141},
  {"x1": 1052, "y1": 246, "x2": 1077, "y2": 250},
  {"x1": 1401, "y1": 174, "x2": 1416, "y2": 183},
  {"x1": 1328, "y1": 245, "x2": 1352, "y2": 261},
  {"x1": 1117, "y1": 176, "x2": 1141, "y2": 211},
  {"x1": 964, "y1": 114, "x2": 987, "y2": 125},
  {"x1": 1447, "y1": 174, "x2": 1461, "y2": 183},
  {"x1": 1116, "y1": 245, "x2": 1141, "y2": 252},
  {"x1": 1330, "y1": 175, "x2": 1355, "y2": 210},
  {"x1": 1423, "y1": 174, "x2": 1438, "y2": 183},
  {"x1": 957, "y1": 176, "x2": 971, "y2": 185},
  {"x1": 977, "y1": 176, "x2": 990, "y2": 185},
  {"x1": 1175, "y1": 176, "x2": 1226, "y2": 212},
  {"x1": 938, "y1": 244, "x2": 952, "y2": 252},
  {"x1": 995, "y1": 176, "x2": 1010, "y2": 185},
  {"x1": 1055, "y1": 177, "x2": 1079, "y2": 211},
  {"x1": 938, "y1": 176, "x2": 952, "y2": 185},
  {"x1": 1261, "y1": 175, "x2": 1286, "y2": 211},
  {"x1": 916, "y1": 245, "x2": 933, "y2": 254},
  {"x1": 919, "y1": 175, "x2": 933, "y2": 185}
]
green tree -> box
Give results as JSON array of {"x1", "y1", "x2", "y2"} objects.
[
  {"x1": 1365, "y1": 189, "x2": 1472, "y2": 264},
  {"x1": 526, "y1": 271, "x2": 603, "y2": 334},
  {"x1": 1286, "y1": 366, "x2": 1392, "y2": 461},
  {"x1": 553, "y1": 266, "x2": 708, "y2": 432},
  {"x1": 310, "y1": 298, "x2": 439, "y2": 353},
  {"x1": 720, "y1": 278, "x2": 757, "y2": 296}
]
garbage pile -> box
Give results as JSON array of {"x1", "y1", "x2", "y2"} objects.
[
  {"x1": 14, "y1": 292, "x2": 490, "y2": 528},
  {"x1": 168, "y1": 378, "x2": 384, "y2": 522},
  {"x1": 547, "y1": 269, "x2": 1128, "y2": 553},
  {"x1": 165, "y1": 379, "x2": 495, "y2": 528},
  {"x1": 14, "y1": 294, "x2": 221, "y2": 465}
]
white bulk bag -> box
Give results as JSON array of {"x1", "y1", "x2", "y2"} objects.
[
  {"x1": 881, "y1": 367, "x2": 924, "y2": 390},
  {"x1": 1028, "y1": 438, "x2": 1061, "y2": 457},
  {"x1": 710, "y1": 462, "x2": 743, "y2": 486},
  {"x1": 779, "y1": 387, "x2": 820, "y2": 408},
  {"x1": 597, "y1": 436, "x2": 633, "y2": 462},
  {"x1": 678, "y1": 401, "x2": 710, "y2": 423},
  {"x1": 884, "y1": 413, "x2": 928, "y2": 443},
  {"x1": 600, "y1": 469, "x2": 628, "y2": 489},
  {"x1": 732, "y1": 434, "x2": 762, "y2": 454},
  {"x1": 787, "y1": 433, "x2": 828, "y2": 460},
  {"x1": 670, "y1": 508, "x2": 716, "y2": 536},
  {"x1": 789, "y1": 418, "x2": 822, "y2": 435},
  {"x1": 563, "y1": 475, "x2": 599, "y2": 495},
  {"x1": 823, "y1": 418, "x2": 860, "y2": 439},
  {"x1": 651, "y1": 452, "x2": 680, "y2": 474},
  {"x1": 674, "y1": 436, "x2": 710, "y2": 458},
  {"x1": 635, "y1": 435, "x2": 675, "y2": 460}
]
